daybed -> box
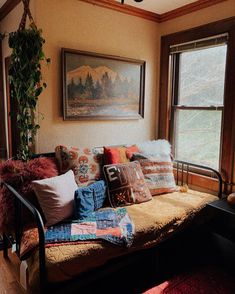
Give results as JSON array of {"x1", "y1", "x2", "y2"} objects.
[{"x1": 1, "y1": 145, "x2": 222, "y2": 293}]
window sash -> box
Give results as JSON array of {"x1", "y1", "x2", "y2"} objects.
[
  {"x1": 159, "y1": 18, "x2": 235, "y2": 193},
  {"x1": 170, "y1": 51, "x2": 226, "y2": 108},
  {"x1": 172, "y1": 105, "x2": 224, "y2": 110},
  {"x1": 169, "y1": 46, "x2": 225, "y2": 170},
  {"x1": 171, "y1": 108, "x2": 223, "y2": 171}
]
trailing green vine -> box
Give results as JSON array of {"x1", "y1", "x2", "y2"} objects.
[{"x1": 8, "y1": 0, "x2": 50, "y2": 161}]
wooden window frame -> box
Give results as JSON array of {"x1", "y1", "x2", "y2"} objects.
[
  {"x1": 159, "y1": 17, "x2": 235, "y2": 194},
  {"x1": 170, "y1": 48, "x2": 225, "y2": 171}
]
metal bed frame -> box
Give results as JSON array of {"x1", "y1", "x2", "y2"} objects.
[{"x1": 1, "y1": 153, "x2": 223, "y2": 293}]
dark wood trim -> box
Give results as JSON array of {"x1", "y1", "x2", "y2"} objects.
[
  {"x1": 173, "y1": 106, "x2": 224, "y2": 110},
  {"x1": 169, "y1": 54, "x2": 180, "y2": 152},
  {"x1": 80, "y1": 0, "x2": 160, "y2": 22},
  {"x1": 0, "y1": 40, "x2": 7, "y2": 159},
  {"x1": 159, "y1": 0, "x2": 227, "y2": 23},
  {"x1": 0, "y1": 0, "x2": 21, "y2": 21},
  {"x1": 174, "y1": 170, "x2": 222, "y2": 194},
  {"x1": 159, "y1": 39, "x2": 170, "y2": 139},
  {"x1": 0, "y1": 0, "x2": 228, "y2": 23},
  {"x1": 79, "y1": 0, "x2": 227, "y2": 23},
  {"x1": 220, "y1": 28, "x2": 235, "y2": 194},
  {"x1": 159, "y1": 16, "x2": 235, "y2": 194}
]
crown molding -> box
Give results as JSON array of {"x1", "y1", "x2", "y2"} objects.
[
  {"x1": 159, "y1": 0, "x2": 227, "y2": 22},
  {"x1": 80, "y1": 0, "x2": 227, "y2": 23},
  {"x1": 80, "y1": 0, "x2": 160, "y2": 22},
  {"x1": 0, "y1": 0, "x2": 21, "y2": 21},
  {"x1": 0, "y1": 0, "x2": 228, "y2": 23}
]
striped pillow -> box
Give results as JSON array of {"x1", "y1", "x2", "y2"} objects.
[{"x1": 137, "y1": 159, "x2": 176, "y2": 196}]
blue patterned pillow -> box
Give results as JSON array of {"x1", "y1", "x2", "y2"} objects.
[{"x1": 74, "y1": 180, "x2": 107, "y2": 219}]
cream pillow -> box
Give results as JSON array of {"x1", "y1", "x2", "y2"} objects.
[{"x1": 32, "y1": 170, "x2": 77, "y2": 226}]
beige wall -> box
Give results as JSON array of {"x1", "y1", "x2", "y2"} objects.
[
  {"x1": 1, "y1": 0, "x2": 235, "y2": 154},
  {"x1": 160, "y1": 0, "x2": 235, "y2": 36},
  {"x1": 33, "y1": 0, "x2": 159, "y2": 152}
]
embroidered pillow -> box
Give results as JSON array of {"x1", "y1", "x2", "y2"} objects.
[
  {"x1": 55, "y1": 145, "x2": 102, "y2": 185},
  {"x1": 74, "y1": 180, "x2": 106, "y2": 220},
  {"x1": 104, "y1": 145, "x2": 139, "y2": 164},
  {"x1": 135, "y1": 158, "x2": 176, "y2": 196},
  {"x1": 32, "y1": 170, "x2": 78, "y2": 226},
  {"x1": 103, "y1": 161, "x2": 152, "y2": 207}
]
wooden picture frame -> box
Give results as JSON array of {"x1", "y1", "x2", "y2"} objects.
[{"x1": 62, "y1": 48, "x2": 145, "y2": 120}]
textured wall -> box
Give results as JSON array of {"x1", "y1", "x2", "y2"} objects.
[
  {"x1": 1, "y1": 0, "x2": 234, "y2": 154},
  {"x1": 160, "y1": 0, "x2": 235, "y2": 36},
  {"x1": 33, "y1": 0, "x2": 159, "y2": 152}
]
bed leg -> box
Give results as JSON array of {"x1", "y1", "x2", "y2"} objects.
[{"x1": 3, "y1": 233, "x2": 8, "y2": 258}]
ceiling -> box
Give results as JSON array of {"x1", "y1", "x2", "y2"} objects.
[
  {"x1": 0, "y1": 0, "x2": 227, "y2": 22},
  {"x1": 115, "y1": 0, "x2": 199, "y2": 14},
  {"x1": 0, "y1": 0, "x2": 217, "y2": 14}
]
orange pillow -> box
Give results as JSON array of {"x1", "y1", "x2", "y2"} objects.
[
  {"x1": 126, "y1": 145, "x2": 139, "y2": 159},
  {"x1": 104, "y1": 145, "x2": 139, "y2": 164}
]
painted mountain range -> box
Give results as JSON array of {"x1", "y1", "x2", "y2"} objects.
[{"x1": 67, "y1": 65, "x2": 127, "y2": 84}]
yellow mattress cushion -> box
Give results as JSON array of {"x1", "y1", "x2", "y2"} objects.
[{"x1": 27, "y1": 189, "x2": 218, "y2": 288}]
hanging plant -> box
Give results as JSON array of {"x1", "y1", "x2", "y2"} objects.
[{"x1": 8, "y1": 0, "x2": 50, "y2": 162}]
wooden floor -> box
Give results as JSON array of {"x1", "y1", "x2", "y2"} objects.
[{"x1": 0, "y1": 250, "x2": 26, "y2": 294}]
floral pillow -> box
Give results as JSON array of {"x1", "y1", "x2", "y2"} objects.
[{"x1": 55, "y1": 145, "x2": 102, "y2": 185}]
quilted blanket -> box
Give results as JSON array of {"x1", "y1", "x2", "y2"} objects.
[
  {"x1": 45, "y1": 208, "x2": 134, "y2": 247},
  {"x1": 26, "y1": 189, "x2": 218, "y2": 289},
  {"x1": 20, "y1": 208, "x2": 134, "y2": 259}
]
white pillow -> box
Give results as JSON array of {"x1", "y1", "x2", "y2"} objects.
[
  {"x1": 136, "y1": 139, "x2": 172, "y2": 162},
  {"x1": 32, "y1": 170, "x2": 78, "y2": 226}
]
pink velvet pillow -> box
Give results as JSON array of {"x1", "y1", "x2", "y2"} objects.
[{"x1": 32, "y1": 170, "x2": 78, "y2": 226}]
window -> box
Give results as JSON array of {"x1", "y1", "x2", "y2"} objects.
[
  {"x1": 159, "y1": 17, "x2": 235, "y2": 193},
  {"x1": 170, "y1": 39, "x2": 227, "y2": 170}
]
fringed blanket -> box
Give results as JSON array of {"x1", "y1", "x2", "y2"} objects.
[{"x1": 45, "y1": 208, "x2": 134, "y2": 247}]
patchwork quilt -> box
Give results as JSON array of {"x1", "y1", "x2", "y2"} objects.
[
  {"x1": 45, "y1": 208, "x2": 134, "y2": 247},
  {"x1": 20, "y1": 208, "x2": 134, "y2": 259}
]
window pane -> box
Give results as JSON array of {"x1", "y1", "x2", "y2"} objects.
[
  {"x1": 174, "y1": 109, "x2": 222, "y2": 169},
  {"x1": 178, "y1": 45, "x2": 227, "y2": 106}
]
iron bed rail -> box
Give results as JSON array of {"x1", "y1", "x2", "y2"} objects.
[
  {"x1": 174, "y1": 160, "x2": 223, "y2": 199},
  {"x1": 1, "y1": 182, "x2": 47, "y2": 292},
  {"x1": 1, "y1": 155, "x2": 223, "y2": 293}
]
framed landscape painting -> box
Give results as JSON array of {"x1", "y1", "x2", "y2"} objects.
[{"x1": 62, "y1": 48, "x2": 145, "y2": 120}]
